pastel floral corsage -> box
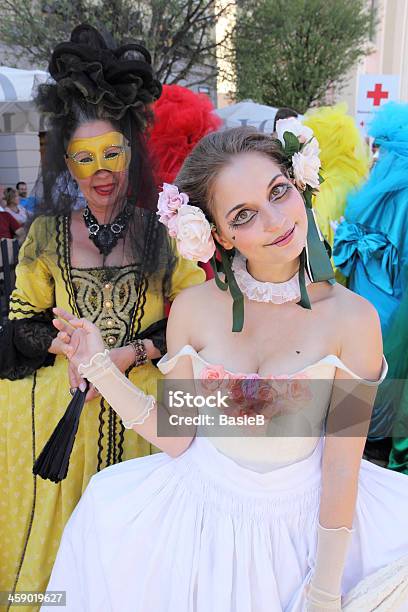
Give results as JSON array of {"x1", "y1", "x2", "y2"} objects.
[
  {"x1": 157, "y1": 182, "x2": 216, "y2": 262},
  {"x1": 199, "y1": 364, "x2": 313, "y2": 420}
]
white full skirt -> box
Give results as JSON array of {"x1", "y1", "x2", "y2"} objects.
[{"x1": 44, "y1": 437, "x2": 408, "y2": 612}]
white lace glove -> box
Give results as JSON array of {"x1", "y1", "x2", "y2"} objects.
[
  {"x1": 306, "y1": 523, "x2": 353, "y2": 611},
  {"x1": 78, "y1": 350, "x2": 156, "y2": 428}
]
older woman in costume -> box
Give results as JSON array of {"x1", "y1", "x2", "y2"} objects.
[{"x1": 0, "y1": 25, "x2": 204, "y2": 602}]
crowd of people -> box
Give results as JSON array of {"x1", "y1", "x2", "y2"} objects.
[
  {"x1": 0, "y1": 182, "x2": 31, "y2": 241},
  {"x1": 0, "y1": 22, "x2": 407, "y2": 612}
]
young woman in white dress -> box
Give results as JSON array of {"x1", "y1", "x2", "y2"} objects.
[{"x1": 46, "y1": 123, "x2": 408, "y2": 611}]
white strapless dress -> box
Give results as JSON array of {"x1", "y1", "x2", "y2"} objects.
[{"x1": 44, "y1": 348, "x2": 408, "y2": 612}]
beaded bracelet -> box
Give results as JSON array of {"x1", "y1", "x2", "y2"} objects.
[{"x1": 128, "y1": 339, "x2": 148, "y2": 367}]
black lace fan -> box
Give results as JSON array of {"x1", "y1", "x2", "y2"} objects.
[
  {"x1": 33, "y1": 382, "x2": 89, "y2": 483},
  {"x1": 33, "y1": 318, "x2": 166, "y2": 482}
]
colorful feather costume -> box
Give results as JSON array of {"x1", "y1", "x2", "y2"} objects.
[{"x1": 304, "y1": 104, "x2": 370, "y2": 250}]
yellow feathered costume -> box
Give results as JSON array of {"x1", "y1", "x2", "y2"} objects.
[{"x1": 304, "y1": 104, "x2": 370, "y2": 249}]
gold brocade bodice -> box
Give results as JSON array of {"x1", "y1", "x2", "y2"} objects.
[
  {"x1": 71, "y1": 265, "x2": 140, "y2": 348},
  {"x1": 9, "y1": 214, "x2": 205, "y2": 345}
]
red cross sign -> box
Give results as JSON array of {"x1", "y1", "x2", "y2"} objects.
[
  {"x1": 367, "y1": 83, "x2": 389, "y2": 106},
  {"x1": 356, "y1": 74, "x2": 400, "y2": 137}
]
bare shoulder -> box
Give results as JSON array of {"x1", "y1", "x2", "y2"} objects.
[
  {"x1": 170, "y1": 278, "x2": 221, "y2": 312},
  {"x1": 330, "y1": 283, "x2": 383, "y2": 379},
  {"x1": 331, "y1": 283, "x2": 380, "y2": 326},
  {"x1": 167, "y1": 279, "x2": 220, "y2": 349}
]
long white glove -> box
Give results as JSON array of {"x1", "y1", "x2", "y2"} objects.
[
  {"x1": 306, "y1": 523, "x2": 353, "y2": 611},
  {"x1": 78, "y1": 350, "x2": 156, "y2": 428}
]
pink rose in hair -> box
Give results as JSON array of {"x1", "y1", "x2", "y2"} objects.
[
  {"x1": 176, "y1": 205, "x2": 216, "y2": 263},
  {"x1": 157, "y1": 183, "x2": 189, "y2": 226}
]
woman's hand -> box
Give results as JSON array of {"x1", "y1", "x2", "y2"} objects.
[
  {"x1": 53, "y1": 307, "x2": 104, "y2": 370},
  {"x1": 144, "y1": 339, "x2": 162, "y2": 360},
  {"x1": 48, "y1": 335, "x2": 74, "y2": 356},
  {"x1": 305, "y1": 582, "x2": 341, "y2": 611},
  {"x1": 54, "y1": 308, "x2": 163, "y2": 401},
  {"x1": 81, "y1": 343, "x2": 159, "y2": 401},
  {"x1": 71, "y1": 345, "x2": 146, "y2": 401}
]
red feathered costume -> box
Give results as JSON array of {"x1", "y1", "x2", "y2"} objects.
[
  {"x1": 148, "y1": 84, "x2": 222, "y2": 280},
  {"x1": 149, "y1": 84, "x2": 222, "y2": 184}
]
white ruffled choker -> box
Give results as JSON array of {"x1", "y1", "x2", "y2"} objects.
[{"x1": 231, "y1": 252, "x2": 311, "y2": 304}]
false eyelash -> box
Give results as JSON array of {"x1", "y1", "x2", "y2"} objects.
[
  {"x1": 269, "y1": 183, "x2": 291, "y2": 200},
  {"x1": 228, "y1": 183, "x2": 292, "y2": 229},
  {"x1": 228, "y1": 211, "x2": 255, "y2": 229}
]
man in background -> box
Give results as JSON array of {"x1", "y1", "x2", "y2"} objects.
[
  {"x1": 16, "y1": 181, "x2": 27, "y2": 199},
  {"x1": 16, "y1": 181, "x2": 36, "y2": 215}
]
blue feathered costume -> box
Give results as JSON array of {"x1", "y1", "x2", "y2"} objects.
[{"x1": 333, "y1": 102, "x2": 408, "y2": 454}]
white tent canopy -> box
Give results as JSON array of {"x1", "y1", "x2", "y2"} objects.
[
  {"x1": 0, "y1": 66, "x2": 48, "y2": 132},
  {"x1": 215, "y1": 99, "x2": 304, "y2": 134},
  {"x1": 214, "y1": 100, "x2": 279, "y2": 133},
  {"x1": 0, "y1": 66, "x2": 48, "y2": 190}
]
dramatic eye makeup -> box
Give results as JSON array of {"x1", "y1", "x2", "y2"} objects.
[
  {"x1": 228, "y1": 209, "x2": 257, "y2": 228},
  {"x1": 268, "y1": 182, "x2": 292, "y2": 201},
  {"x1": 227, "y1": 175, "x2": 292, "y2": 229}
]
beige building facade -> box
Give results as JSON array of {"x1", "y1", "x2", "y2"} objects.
[
  {"x1": 216, "y1": 0, "x2": 408, "y2": 115},
  {"x1": 335, "y1": 0, "x2": 408, "y2": 114}
]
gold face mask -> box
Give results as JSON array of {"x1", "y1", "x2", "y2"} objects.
[{"x1": 65, "y1": 131, "x2": 131, "y2": 180}]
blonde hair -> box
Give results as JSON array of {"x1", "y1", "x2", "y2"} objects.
[{"x1": 4, "y1": 187, "x2": 17, "y2": 206}]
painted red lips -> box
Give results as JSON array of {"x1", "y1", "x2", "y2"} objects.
[
  {"x1": 94, "y1": 184, "x2": 115, "y2": 196},
  {"x1": 267, "y1": 225, "x2": 295, "y2": 246}
]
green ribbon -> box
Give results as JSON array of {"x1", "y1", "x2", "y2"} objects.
[
  {"x1": 221, "y1": 248, "x2": 244, "y2": 332},
  {"x1": 210, "y1": 253, "x2": 228, "y2": 292},
  {"x1": 305, "y1": 208, "x2": 335, "y2": 284},
  {"x1": 210, "y1": 248, "x2": 244, "y2": 332},
  {"x1": 297, "y1": 208, "x2": 335, "y2": 308},
  {"x1": 297, "y1": 248, "x2": 311, "y2": 309}
]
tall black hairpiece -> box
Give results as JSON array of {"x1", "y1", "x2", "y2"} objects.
[{"x1": 40, "y1": 24, "x2": 162, "y2": 128}]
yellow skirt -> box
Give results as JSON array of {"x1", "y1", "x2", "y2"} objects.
[{"x1": 0, "y1": 355, "x2": 161, "y2": 610}]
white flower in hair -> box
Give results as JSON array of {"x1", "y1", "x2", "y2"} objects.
[
  {"x1": 296, "y1": 136, "x2": 321, "y2": 190},
  {"x1": 176, "y1": 205, "x2": 216, "y2": 263},
  {"x1": 276, "y1": 117, "x2": 313, "y2": 146},
  {"x1": 156, "y1": 183, "x2": 216, "y2": 262},
  {"x1": 292, "y1": 139, "x2": 321, "y2": 191}
]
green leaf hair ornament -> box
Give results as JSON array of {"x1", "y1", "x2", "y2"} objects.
[{"x1": 278, "y1": 119, "x2": 335, "y2": 312}]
